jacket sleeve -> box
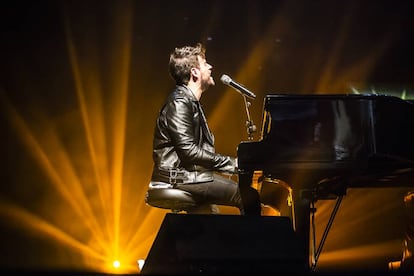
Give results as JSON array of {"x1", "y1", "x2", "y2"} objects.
[{"x1": 165, "y1": 98, "x2": 237, "y2": 173}]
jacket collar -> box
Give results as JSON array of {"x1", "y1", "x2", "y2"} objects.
[{"x1": 176, "y1": 85, "x2": 198, "y2": 102}]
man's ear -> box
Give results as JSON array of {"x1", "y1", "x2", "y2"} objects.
[
  {"x1": 190, "y1": 67, "x2": 199, "y2": 81},
  {"x1": 191, "y1": 67, "x2": 199, "y2": 77}
]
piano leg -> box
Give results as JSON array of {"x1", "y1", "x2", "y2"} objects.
[
  {"x1": 238, "y1": 171, "x2": 262, "y2": 215},
  {"x1": 238, "y1": 172, "x2": 311, "y2": 271},
  {"x1": 293, "y1": 189, "x2": 313, "y2": 272}
]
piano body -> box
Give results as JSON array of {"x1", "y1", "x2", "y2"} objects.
[{"x1": 237, "y1": 93, "x2": 414, "y2": 269}]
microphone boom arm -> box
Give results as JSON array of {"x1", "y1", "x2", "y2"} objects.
[
  {"x1": 220, "y1": 74, "x2": 256, "y2": 140},
  {"x1": 243, "y1": 95, "x2": 256, "y2": 140}
]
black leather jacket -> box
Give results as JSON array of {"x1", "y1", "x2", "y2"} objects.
[{"x1": 151, "y1": 85, "x2": 236, "y2": 184}]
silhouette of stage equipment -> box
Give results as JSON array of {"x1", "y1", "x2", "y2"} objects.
[{"x1": 141, "y1": 213, "x2": 306, "y2": 274}]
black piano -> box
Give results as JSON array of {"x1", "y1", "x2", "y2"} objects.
[{"x1": 237, "y1": 93, "x2": 414, "y2": 270}]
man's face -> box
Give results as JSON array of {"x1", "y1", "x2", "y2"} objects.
[{"x1": 197, "y1": 56, "x2": 215, "y2": 90}]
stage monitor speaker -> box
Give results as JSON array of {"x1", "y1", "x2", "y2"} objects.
[{"x1": 141, "y1": 214, "x2": 307, "y2": 274}]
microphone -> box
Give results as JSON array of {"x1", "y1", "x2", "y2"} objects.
[{"x1": 220, "y1": 74, "x2": 256, "y2": 99}]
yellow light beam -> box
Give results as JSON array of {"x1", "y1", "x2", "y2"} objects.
[{"x1": 0, "y1": 91, "x2": 109, "y2": 254}]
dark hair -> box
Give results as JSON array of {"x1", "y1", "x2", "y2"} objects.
[{"x1": 168, "y1": 43, "x2": 206, "y2": 85}]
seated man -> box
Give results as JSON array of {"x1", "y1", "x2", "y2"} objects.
[{"x1": 148, "y1": 43, "x2": 260, "y2": 215}]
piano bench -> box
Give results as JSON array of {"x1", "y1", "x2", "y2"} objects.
[{"x1": 145, "y1": 187, "x2": 197, "y2": 213}]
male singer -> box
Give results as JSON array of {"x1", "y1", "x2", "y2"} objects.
[{"x1": 148, "y1": 43, "x2": 261, "y2": 214}]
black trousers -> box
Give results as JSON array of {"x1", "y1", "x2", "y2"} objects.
[{"x1": 175, "y1": 173, "x2": 261, "y2": 215}]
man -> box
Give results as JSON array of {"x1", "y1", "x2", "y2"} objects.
[{"x1": 148, "y1": 43, "x2": 260, "y2": 214}]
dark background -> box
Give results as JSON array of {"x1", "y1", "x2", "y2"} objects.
[{"x1": 1, "y1": 0, "x2": 414, "y2": 274}]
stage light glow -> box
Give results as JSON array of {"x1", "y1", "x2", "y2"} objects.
[
  {"x1": 112, "y1": 260, "x2": 120, "y2": 268},
  {"x1": 0, "y1": 1, "x2": 165, "y2": 274},
  {"x1": 137, "y1": 259, "x2": 145, "y2": 271}
]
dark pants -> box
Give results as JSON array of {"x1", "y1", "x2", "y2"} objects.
[{"x1": 175, "y1": 173, "x2": 259, "y2": 214}]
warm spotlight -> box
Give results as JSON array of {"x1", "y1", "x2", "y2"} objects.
[
  {"x1": 112, "y1": 260, "x2": 120, "y2": 269},
  {"x1": 137, "y1": 259, "x2": 145, "y2": 271}
]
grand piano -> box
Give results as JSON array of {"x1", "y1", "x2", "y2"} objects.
[{"x1": 237, "y1": 93, "x2": 414, "y2": 270}]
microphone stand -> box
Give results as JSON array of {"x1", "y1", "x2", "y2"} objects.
[{"x1": 243, "y1": 95, "x2": 256, "y2": 140}]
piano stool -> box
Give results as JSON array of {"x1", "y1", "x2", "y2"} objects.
[{"x1": 145, "y1": 187, "x2": 197, "y2": 213}]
